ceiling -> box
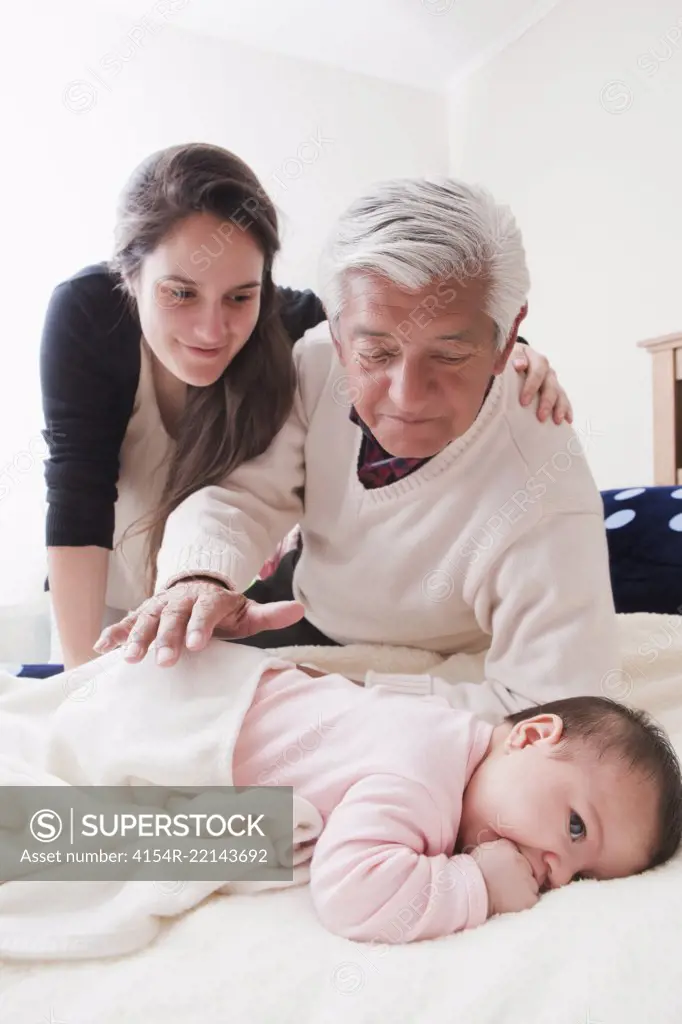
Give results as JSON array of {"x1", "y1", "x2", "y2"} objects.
[{"x1": 90, "y1": 0, "x2": 564, "y2": 91}]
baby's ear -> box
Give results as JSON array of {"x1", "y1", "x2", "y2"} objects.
[{"x1": 506, "y1": 714, "x2": 564, "y2": 750}]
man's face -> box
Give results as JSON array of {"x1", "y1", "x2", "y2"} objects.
[
  {"x1": 458, "y1": 715, "x2": 658, "y2": 891},
  {"x1": 331, "y1": 272, "x2": 515, "y2": 457}
]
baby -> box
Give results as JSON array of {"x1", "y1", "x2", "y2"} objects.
[{"x1": 231, "y1": 660, "x2": 682, "y2": 944}]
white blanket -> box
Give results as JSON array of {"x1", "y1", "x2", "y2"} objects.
[
  {"x1": 0, "y1": 641, "x2": 324, "y2": 961},
  {"x1": 1, "y1": 613, "x2": 681, "y2": 1024}
]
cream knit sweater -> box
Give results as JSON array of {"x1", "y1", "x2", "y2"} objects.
[{"x1": 156, "y1": 324, "x2": 619, "y2": 720}]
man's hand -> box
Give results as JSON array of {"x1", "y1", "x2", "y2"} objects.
[
  {"x1": 512, "y1": 343, "x2": 573, "y2": 425},
  {"x1": 474, "y1": 838, "x2": 540, "y2": 917},
  {"x1": 93, "y1": 579, "x2": 305, "y2": 667}
]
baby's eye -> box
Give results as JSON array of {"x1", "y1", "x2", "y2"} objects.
[{"x1": 569, "y1": 811, "x2": 586, "y2": 841}]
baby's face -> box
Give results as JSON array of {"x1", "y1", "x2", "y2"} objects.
[{"x1": 458, "y1": 714, "x2": 659, "y2": 890}]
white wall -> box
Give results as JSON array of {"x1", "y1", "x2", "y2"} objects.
[
  {"x1": 447, "y1": 0, "x2": 682, "y2": 488},
  {"x1": 0, "y1": 2, "x2": 447, "y2": 613}
]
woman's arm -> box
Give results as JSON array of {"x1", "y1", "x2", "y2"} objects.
[
  {"x1": 41, "y1": 269, "x2": 140, "y2": 548},
  {"x1": 47, "y1": 546, "x2": 109, "y2": 669},
  {"x1": 40, "y1": 267, "x2": 141, "y2": 660},
  {"x1": 276, "y1": 286, "x2": 326, "y2": 342}
]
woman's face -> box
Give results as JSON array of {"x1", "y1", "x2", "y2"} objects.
[{"x1": 133, "y1": 212, "x2": 266, "y2": 386}]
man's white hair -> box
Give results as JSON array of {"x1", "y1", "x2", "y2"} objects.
[{"x1": 319, "y1": 177, "x2": 530, "y2": 350}]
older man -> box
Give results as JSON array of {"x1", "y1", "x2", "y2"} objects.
[{"x1": 97, "y1": 177, "x2": 618, "y2": 721}]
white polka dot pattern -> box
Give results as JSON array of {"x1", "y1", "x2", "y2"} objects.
[
  {"x1": 613, "y1": 488, "x2": 646, "y2": 500},
  {"x1": 605, "y1": 509, "x2": 636, "y2": 529}
]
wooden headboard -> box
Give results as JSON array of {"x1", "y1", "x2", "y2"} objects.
[{"x1": 637, "y1": 332, "x2": 682, "y2": 485}]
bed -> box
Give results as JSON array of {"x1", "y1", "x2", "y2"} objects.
[
  {"x1": 637, "y1": 331, "x2": 682, "y2": 486},
  {"x1": 1, "y1": 611, "x2": 681, "y2": 1024}
]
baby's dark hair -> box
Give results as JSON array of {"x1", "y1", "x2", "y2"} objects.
[{"x1": 505, "y1": 695, "x2": 682, "y2": 871}]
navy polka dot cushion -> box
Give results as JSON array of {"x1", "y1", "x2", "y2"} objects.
[{"x1": 601, "y1": 487, "x2": 682, "y2": 614}]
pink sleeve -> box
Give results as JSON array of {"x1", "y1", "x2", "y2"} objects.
[{"x1": 309, "y1": 773, "x2": 488, "y2": 943}]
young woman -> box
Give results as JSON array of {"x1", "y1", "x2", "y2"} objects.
[{"x1": 41, "y1": 143, "x2": 570, "y2": 670}]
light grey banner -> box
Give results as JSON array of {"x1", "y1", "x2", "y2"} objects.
[{"x1": 0, "y1": 786, "x2": 294, "y2": 882}]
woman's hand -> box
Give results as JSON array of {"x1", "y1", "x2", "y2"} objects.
[
  {"x1": 93, "y1": 579, "x2": 305, "y2": 667},
  {"x1": 512, "y1": 343, "x2": 573, "y2": 425}
]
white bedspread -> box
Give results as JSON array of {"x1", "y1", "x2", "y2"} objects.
[
  {"x1": 0, "y1": 642, "x2": 324, "y2": 962},
  {"x1": 1, "y1": 612, "x2": 681, "y2": 1024}
]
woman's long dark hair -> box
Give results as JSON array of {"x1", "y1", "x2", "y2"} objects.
[{"x1": 111, "y1": 143, "x2": 295, "y2": 592}]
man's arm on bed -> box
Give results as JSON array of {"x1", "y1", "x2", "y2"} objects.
[
  {"x1": 309, "y1": 774, "x2": 488, "y2": 942},
  {"x1": 364, "y1": 513, "x2": 619, "y2": 724}
]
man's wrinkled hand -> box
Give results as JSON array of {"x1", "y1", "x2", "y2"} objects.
[{"x1": 93, "y1": 579, "x2": 305, "y2": 668}]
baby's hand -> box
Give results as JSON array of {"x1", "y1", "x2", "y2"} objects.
[{"x1": 473, "y1": 838, "x2": 540, "y2": 917}]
